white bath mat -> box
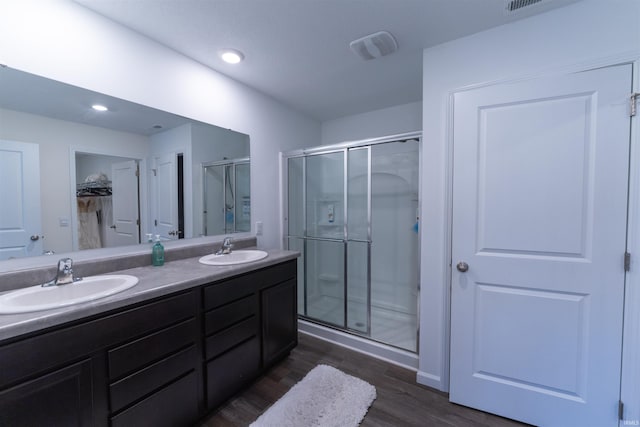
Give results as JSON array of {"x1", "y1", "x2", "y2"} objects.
[{"x1": 250, "y1": 364, "x2": 377, "y2": 427}]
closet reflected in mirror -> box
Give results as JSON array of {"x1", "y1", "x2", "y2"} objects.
[
  {"x1": 75, "y1": 153, "x2": 139, "y2": 250},
  {"x1": 0, "y1": 66, "x2": 250, "y2": 260}
]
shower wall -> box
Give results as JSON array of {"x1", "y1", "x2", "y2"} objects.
[{"x1": 370, "y1": 142, "x2": 419, "y2": 316}]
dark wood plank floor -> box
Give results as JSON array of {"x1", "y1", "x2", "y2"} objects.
[{"x1": 197, "y1": 333, "x2": 529, "y2": 427}]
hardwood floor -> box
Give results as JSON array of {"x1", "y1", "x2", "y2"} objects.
[{"x1": 197, "y1": 333, "x2": 529, "y2": 427}]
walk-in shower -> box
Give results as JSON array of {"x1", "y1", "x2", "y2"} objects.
[
  {"x1": 283, "y1": 134, "x2": 420, "y2": 353},
  {"x1": 202, "y1": 158, "x2": 250, "y2": 235}
]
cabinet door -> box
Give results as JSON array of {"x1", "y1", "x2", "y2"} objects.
[
  {"x1": 262, "y1": 279, "x2": 298, "y2": 367},
  {"x1": 0, "y1": 359, "x2": 93, "y2": 427},
  {"x1": 206, "y1": 336, "x2": 260, "y2": 409}
]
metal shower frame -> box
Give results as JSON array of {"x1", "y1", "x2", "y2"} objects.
[{"x1": 281, "y1": 131, "x2": 422, "y2": 351}]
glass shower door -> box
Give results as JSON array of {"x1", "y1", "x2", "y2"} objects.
[
  {"x1": 369, "y1": 140, "x2": 419, "y2": 351},
  {"x1": 234, "y1": 162, "x2": 250, "y2": 232},
  {"x1": 286, "y1": 136, "x2": 420, "y2": 352},
  {"x1": 304, "y1": 151, "x2": 345, "y2": 327},
  {"x1": 287, "y1": 156, "x2": 306, "y2": 314},
  {"x1": 203, "y1": 160, "x2": 250, "y2": 235},
  {"x1": 347, "y1": 147, "x2": 369, "y2": 333},
  {"x1": 203, "y1": 164, "x2": 225, "y2": 236}
]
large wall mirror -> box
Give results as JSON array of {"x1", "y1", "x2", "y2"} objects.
[{"x1": 0, "y1": 66, "x2": 250, "y2": 260}]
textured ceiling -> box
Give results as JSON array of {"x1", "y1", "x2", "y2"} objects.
[{"x1": 74, "y1": 0, "x2": 579, "y2": 121}]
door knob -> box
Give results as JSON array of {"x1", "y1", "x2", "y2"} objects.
[
  {"x1": 456, "y1": 261, "x2": 469, "y2": 273},
  {"x1": 30, "y1": 235, "x2": 40, "y2": 241},
  {"x1": 110, "y1": 225, "x2": 117, "y2": 229}
]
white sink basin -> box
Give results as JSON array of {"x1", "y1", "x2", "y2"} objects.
[
  {"x1": 199, "y1": 250, "x2": 268, "y2": 266},
  {"x1": 0, "y1": 275, "x2": 139, "y2": 314}
]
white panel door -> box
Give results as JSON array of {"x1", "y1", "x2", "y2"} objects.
[
  {"x1": 450, "y1": 65, "x2": 631, "y2": 427},
  {"x1": 0, "y1": 140, "x2": 42, "y2": 259},
  {"x1": 155, "y1": 152, "x2": 178, "y2": 240},
  {"x1": 110, "y1": 160, "x2": 140, "y2": 246}
]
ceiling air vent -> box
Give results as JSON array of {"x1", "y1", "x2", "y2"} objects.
[
  {"x1": 506, "y1": 0, "x2": 544, "y2": 12},
  {"x1": 349, "y1": 31, "x2": 398, "y2": 61}
]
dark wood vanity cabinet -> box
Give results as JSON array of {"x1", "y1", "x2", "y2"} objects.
[
  {"x1": 202, "y1": 259, "x2": 297, "y2": 410},
  {"x1": 0, "y1": 259, "x2": 297, "y2": 426},
  {"x1": 0, "y1": 290, "x2": 200, "y2": 427}
]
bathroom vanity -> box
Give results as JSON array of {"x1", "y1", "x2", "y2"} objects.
[{"x1": 0, "y1": 248, "x2": 298, "y2": 426}]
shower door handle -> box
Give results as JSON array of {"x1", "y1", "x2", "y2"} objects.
[{"x1": 456, "y1": 261, "x2": 469, "y2": 273}]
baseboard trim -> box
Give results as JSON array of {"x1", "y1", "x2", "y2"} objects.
[{"x1": 416, "y1": 370, "x2": 445, "y2": 391}]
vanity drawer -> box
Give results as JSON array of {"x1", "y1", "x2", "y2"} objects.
[
  {"x1": 111, "y1": 371, "x2": 199, "y2": 427},
  {"x1": 204, "y1": 294, "x2": 257, "y2": 335},
  {"x1": 206, "y1": 336, "x2": 260, "y2": 409},
  {"x1": 203, "y1": 275, "x2": 256, "y2": 310},
  {"x1": 108, "y1": 318, "x2": 197, "y2": 380},
  {"x1": 255, "y1": 260, "x2": 297, "y2": 288},
  {"x1": 205, "y1": 316, "x2": 258, "y2": 360},
  {"x1": 109, "y1": 345, "x2": 197, "y2": 413}
]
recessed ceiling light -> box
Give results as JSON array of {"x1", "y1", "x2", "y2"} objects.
[
  {"x1": 219, "y1": 49, "x2": 244, "y2": 64},
  {"x1": 92, "y1": 104, "x2": 108, "y2": 112}
]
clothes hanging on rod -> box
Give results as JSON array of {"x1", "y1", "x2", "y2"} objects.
[
  {"x1": 76, "y1": 180, "x2": 112, "y2": 197},
  {"x1": 77, "y1": 196, "x2": 102, "y2": 249}
]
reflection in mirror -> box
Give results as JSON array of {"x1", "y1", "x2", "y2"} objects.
[
  {"x1": 75, "y1": 153, "x2": 140, "y2": 250},
  {"x1": 203, "y1": 158, "x2": 251, "y2": 235},
  {"x1": 0, "y1": 66, "x2": 250, "y2": 260}
]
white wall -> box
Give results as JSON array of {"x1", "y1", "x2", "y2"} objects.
[
  {"x1": 149, "y1": 124, "x2": 192, "y2": 158},
  {"x1": 0, "y1": 108, "x2": 150, "y2": 254},
  {"x1": 321, "y1": 101, "x2": 422, "y2": 145},
  {"x1": 191, "y1": 122, "x2": 250, "y2": 162},
  {"x1": 0, "y1": 0, "x2": 320, "y2": 250},
  {"x1": 76, "y1": 153, "x2": 136, "y2": 183},
  {"x1": 419, "y1": 0, "x2": 640, "y2": 400}
]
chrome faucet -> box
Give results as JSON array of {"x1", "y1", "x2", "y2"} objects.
[
  {"x1": 216, "y1": 237, "x2": 234, "y2": 255},
  {"x1": 42, "y1": 258, "x2": 82, "y2": 287}
]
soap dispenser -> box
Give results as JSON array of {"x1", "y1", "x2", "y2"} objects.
[{"x1": 152, "y1": 235, "x2": 165, "y2": 266}]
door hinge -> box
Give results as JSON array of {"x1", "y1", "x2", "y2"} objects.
[
  {"x1": 631, "y1": 93, "x2": 640, "y2": 117},
  {"x1": 154, "y1": 219, "x2": 158, "y2": 227},
  {"x1": 152, "y1": 168, "x2": 157, "y2": 177},
  {"x1": 136, "y1": 219, "x2": 140, "y2": 226},
  {"x1": 625, "y1": 252, "x2": 631, "y2": 272},
  {"x1": 619, "y1": 400, "x2": 624, "y2": 420},
  {"x1": 135, "y1": 166, "x2": 140, "y2": 177}
]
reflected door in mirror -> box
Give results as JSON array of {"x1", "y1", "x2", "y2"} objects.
[
  {"x1": 111, "y1": 160, "x2": 141, "y2": 246},
  {"x1": 155, "y1": 152, "x2": 183, "y2": 240},
  {"x1": 0, "y1": 140, "x2": 42, "y2": 259}
]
